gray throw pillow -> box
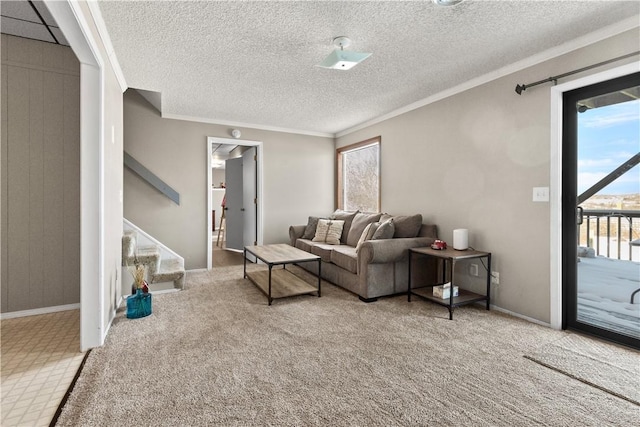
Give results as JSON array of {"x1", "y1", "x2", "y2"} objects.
[
  {"x1": 330, "y1": 209, "x2": 359, "y2": 244},
  {"x1": 347, "y1": 212, "x2": 383, "y2": 247},
  {"x1": 355, "y1": 222, "x2": 380, "y2": 253},
  {"x1": 379, "y1": 213, "x2": 393, "y2": 223},
  {"x1": 372, "y1": 219, "x2": 395, "y2": 240},
  {"x1": 391, "y1": 214, "x2": 422, "y2": 238},
  {"x1": 302, "y1": 216, "x2": 323, "y2": 240}
]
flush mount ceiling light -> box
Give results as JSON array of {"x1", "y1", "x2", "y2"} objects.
[
  {"x1": 432, "y1": 0, "x2": 464, "y2": 6},
  {"x1": 317, "y1": 36, "x2": 372, "y2": 70}
]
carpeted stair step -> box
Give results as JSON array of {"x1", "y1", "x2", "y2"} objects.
[
  {"x1": 125, "y1": 245, "x2": 161, "y2": 276},
  {"x1": 122, "y1": 230, "x2": 137, "y2": 265},
  {"x1": 151, "y1": 258, "x2": 185, "y2": 289},
  {"x1": 122, "y1": 229, "x2": 185, "y2": 290}
]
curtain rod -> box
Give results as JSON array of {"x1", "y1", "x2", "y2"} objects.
[{"x1": 514, "y1": 51, "x2": 639, "y2": 95}]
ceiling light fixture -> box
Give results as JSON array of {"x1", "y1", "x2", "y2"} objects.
[
  {"x1": 317, "y1": 36, "x2": 372, "y2": 71},
  {"x1": 432, "y1": 0, "x2": 464, "y2": 6}
]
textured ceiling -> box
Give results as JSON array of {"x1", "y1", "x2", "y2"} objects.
[{"x1": 96, "y1": 1, "x2": 640, "y2": 136}]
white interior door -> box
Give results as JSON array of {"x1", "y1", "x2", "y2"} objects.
[
  {"x1": 225, "y1": 157, "x2": 243, "y2": 250},
  {"x1": 242, "y1": 148, "x2": 257, "y2": 248}
]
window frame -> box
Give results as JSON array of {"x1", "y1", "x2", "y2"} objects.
[{"x1": 336, "y1": 136, "x2": 381, "y2": 212}]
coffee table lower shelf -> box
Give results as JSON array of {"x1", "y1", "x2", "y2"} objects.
[{"x1": 246, "y1": 268, "x2": 318, "y2": 303}]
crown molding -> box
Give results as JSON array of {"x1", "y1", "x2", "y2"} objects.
[
  {"x1": 336, "y1": 15, "x2": 640, "y2": 138},
  {"x1": 162, "y1": 113, "x2": 335, "y2": 139}
]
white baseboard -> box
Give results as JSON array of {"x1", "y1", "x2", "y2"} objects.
[
  {"x1": 150, "y1": 288, "x2": 180, "y2": 295},
  {"x1": 490, "y1": 304, "x2": 551, "y2": 328},
  {"x1": 116, "y1": 289, "x2": 179, "y2": 312},
  {"x1": 1, "y1": 303, "x2": 80, "y2": 320},
  {"x1": 186, "y1": 268, "x2": 208, "y2": 273}
]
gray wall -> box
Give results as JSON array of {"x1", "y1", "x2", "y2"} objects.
[
  {"x1": 123, "y1": 90, "x2": 335, "y2": 269},
  {"x1": 1, "y1": 34, "x2": 80, "y2": 313},
  {"x1": 336, "y1": 29, "x2": 640, "y2": 323}
]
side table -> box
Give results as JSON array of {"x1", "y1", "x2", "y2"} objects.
[{"x1": 408, "y1": 247, "x2": 491, "y2": 320}]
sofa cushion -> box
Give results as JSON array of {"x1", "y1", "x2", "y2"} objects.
[
  {"x1": 310, "y1": 243, "x2": 335, "y2": 262},
  {"x1": 347, "y1": 212, "x2": 383, "y2": 247},
  {"x1": 390, "y1": 214, "x2": 422, "y2": 238},
  {"x1": 330, "y1": 209, "x2": 358, "y2": 244},
  {"x1": 331, "y1": 246, "x2": 358, "y2": 274},
  {"x1": 295, "y1": 239, "x2": 314, "y2": 253},
  {"x1": 355, "y1": 222, "x2": 380, "y2": 253},
  {"x1": 372, "y1": 218, "x2": 395, "y2": 239},
  {"x1": 312, "y1": 219, "x2": 344, "y2": 245},
  {"x1": 301, "y1": 216, "x2": 325, "y2": 239}
]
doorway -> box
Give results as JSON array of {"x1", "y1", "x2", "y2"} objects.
[
  {"x1": 224, "y1": 147, "x2": 257, "y2": 252},
  {"x1": 207, "y1": 137, "x2": 264, "y2": 270},
  {"x1": 562, "y1": 72, "x2": 640, "y2": 348}
]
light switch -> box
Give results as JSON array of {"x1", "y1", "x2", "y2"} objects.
[{"x1": 533, "y1": 187, "x2": 549, "y2": 202}]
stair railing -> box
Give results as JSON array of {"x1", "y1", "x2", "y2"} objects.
[{"x1": 124, "y1": 151, "x2": 180, "y2": 205}]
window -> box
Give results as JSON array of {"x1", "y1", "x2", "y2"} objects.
[{"x1": 337, "y1": 137, "x2": 380, "y2": 212}]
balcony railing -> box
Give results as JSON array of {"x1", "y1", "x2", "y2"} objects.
[{"x1": 579, "y1": 209, "x2": 640, "y2": 262}]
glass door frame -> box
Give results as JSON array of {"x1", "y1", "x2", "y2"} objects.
[
  {"x1": 561, "y1": 71, "x2": 640, "y2": 349},
  {"x1": 549, "y1": 63, "x2": 639, "y2": 332}
]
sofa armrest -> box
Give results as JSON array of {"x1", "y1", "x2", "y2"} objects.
[
  {"x1": 358, "y1": 237, "x2": 436, "y2": 265},
  {"x1": 289, "y1": 225, "x2": 306, "y2": 246}
]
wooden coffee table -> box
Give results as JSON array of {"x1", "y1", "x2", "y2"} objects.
[{"x1": 243, "y1": 244, "x2": 321, "y2": 305}]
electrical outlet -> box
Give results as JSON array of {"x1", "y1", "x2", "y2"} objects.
[
  {"x1": 469, "y1": 263, "x2": 479, "y2": 276},
  {"x1": 492, "y1": 271, "x2": 500, "y2": 285}
]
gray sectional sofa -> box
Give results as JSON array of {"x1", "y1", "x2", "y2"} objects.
[{"x1": 289, "y1": 211, "x2": 438, "y2": 302}]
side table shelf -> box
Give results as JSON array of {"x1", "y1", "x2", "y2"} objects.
[{"x1": 408, "y1": 247, "x2": 491, "y2": 320}]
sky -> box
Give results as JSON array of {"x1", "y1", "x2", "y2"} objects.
[{"x1": 578, "y1": 98, "x2": 640, "y2": 196}]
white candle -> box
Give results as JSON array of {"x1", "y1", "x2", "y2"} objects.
[{"x1": 453, "y1": 229, "x2": 468, "y2": 250}]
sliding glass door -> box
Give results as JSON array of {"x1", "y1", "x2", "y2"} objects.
[{"x1": 562, "y1": 72, "x2": 640, "y2": 349}]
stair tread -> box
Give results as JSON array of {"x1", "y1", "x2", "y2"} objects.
[
  {"x1": 137, "y1": 245, "x2": 161, "y2": 255},
  {"x1": 159, "y1": 258, "x2": 184, "y2": 271},
  {"x1": 151, "y1": 259, "x2": 185, "y2": 284}
]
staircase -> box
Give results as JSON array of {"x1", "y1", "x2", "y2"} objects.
[{"x1": 122, "y1": 220, "x2": 185, "y2": 292}]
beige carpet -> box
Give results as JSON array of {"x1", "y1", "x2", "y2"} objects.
[
  {"x1": 525, "y1": 333, "x2": 640, "y2": 406},
  {"x1": 56, "y1": 265, "x2": 639, "y2": 426}
]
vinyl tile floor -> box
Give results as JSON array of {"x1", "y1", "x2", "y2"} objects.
[{"x1": 1, "y1": 310, "x2": 84, "y2": 427}]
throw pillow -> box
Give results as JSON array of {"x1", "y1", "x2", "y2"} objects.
[
  {"x1": 391, "y1": 214, "x2": 422, "y2": 238},
  {"x1": 330, "y1": 209, "x2": 359, "y2": 244},
  {"x1": 347, "y1": 212, "x2": 383, "y2": 247},
  {"x1": 379, "y1": 213, "x2": 393, "y2": 223},
  {"x1": 372, "y1": 218, "x2": 395, "y2": 240},
  {"x1": 301, "y1": 216, "x2": 324, "y2": 240},
  {"x1": 312, "y1": 219, "x2": 345, "y2": 245},
  {"x1": 355, "y1": 222, "x2": 380, "y2": 253}
]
